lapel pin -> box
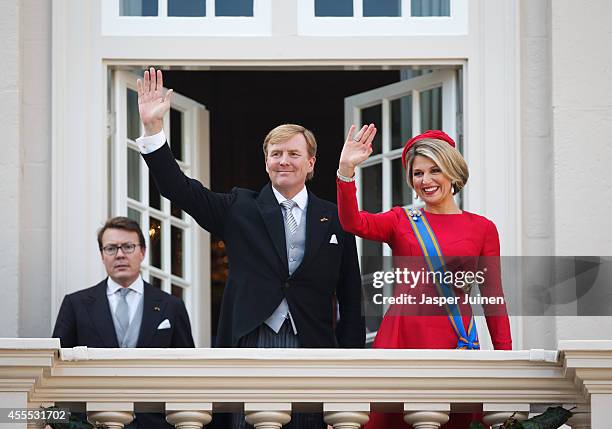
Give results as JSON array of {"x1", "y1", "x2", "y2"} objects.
[
  {"x1": 320, "y1": 217, "x2": 329, "y2": 222},
  {"x1": 154, "y1": 306, "x2": 161, "y2": 312}
]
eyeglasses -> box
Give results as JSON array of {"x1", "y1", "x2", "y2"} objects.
[{"x1": 101, "y1": 243, "x2": 141, "y2": 256}]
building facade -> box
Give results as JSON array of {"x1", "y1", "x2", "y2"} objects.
[{"x1": 1, "y1": 0, "x2": 611, "y2": 348}]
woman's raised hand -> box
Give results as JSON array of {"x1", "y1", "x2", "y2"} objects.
[{"x1": 338, "y1": 124, "x2": 377, "y2": 178}]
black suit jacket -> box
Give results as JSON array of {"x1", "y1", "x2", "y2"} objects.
[
  {"x1": 143, "y1": 143, "x2": 365, "y2": 348},
  {"x1": 52, "y1": 279, "x2": 195, "y2": 348},
  {"x1": 52, "y1": 280, "x2": 194, "y2": 429}
]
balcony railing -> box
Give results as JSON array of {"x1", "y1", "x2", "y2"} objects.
[{"x1": 2, "y1": 339, "x2": 611, "y2": 428}]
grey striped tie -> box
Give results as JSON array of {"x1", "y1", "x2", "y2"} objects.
[
  {"x1": 280, "y1": 200, "x2": 298, "y2": 234},
  {"x1": 115, "y1": 288, "x2": 131, "y2": 345}
]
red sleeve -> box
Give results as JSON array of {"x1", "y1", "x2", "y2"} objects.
[
  {"x1": 480, "y1": 219, "x2": 513, "y2": 350},
  {"x1": 336, "y1": 178, "x2": 396, "y2": 244}
]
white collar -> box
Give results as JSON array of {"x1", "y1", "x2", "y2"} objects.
[
  {"x1": 106, "y1": 275, "x2": 144, "y2": 296},
  {"x1": 271, "y1": 185, "x2": 308, "y2": 211}
]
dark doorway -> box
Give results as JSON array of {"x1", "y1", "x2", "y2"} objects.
[{"x1": 163, "y1": 69, "x2": 402, "y2": 343}]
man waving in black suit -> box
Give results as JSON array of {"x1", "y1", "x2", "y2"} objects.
[{"x1": 136, "y1": 66, "x2": 364, "y2": 428}]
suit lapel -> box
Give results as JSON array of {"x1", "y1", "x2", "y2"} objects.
[
  {"x1": 85, "y1": 280, "x2": 119, "y2": 348},
  {"x1": 256, "y1": 183, "x2": 289, "y2": 275},
  {"x1": 293, "y1": 190, "x2": 332, "y2": 277},
  {"x1": 137, "y1": 283, "x2": 166, "y2": 347}
]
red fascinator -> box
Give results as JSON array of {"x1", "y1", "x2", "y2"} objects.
[{"x1": 401, "y1": 130, "x2": 456, "y2": 170}]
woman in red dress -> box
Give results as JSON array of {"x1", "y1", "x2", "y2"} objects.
[{"x1": 336, "y1": 125, "x2": 512, "y2": 429}]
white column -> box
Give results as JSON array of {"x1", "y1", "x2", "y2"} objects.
[
  {"x1": 590, "y1": 394, "x2": 612, "y2": 429},
  {"x1": 482, "y1": 403, "x2": 529, "y2": 428},
  {"x1": 324, "y1": 403, "x2": 370, "y2": 429},
  {"x1": 244, "y1": 403, "x2": 291, "y2": 429},
  {"x1": 403, "y1": 403, "x2": 450, "y2": 429},
  {"x1": 166, "y1": 403, "x2": 213, "y2": 429},
  {"x1": 87, "y1": 402, "x2": 134, "y2": 429}
]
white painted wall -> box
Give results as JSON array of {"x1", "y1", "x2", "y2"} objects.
[
  {"x1": 519, "y1": 0, "x2": 558, "y2": 350},
  {"x1": 19, "y1": 0, "x2": 53, "y2": 337},
  {"x1": 552, "y1": 0, "x2": 612, "y2": 256},
  {"x1": 0, "y1": 0, "x2": 21, "y2": 337},
  {"x1": 550, "y1": 0, "x2": 612, "y2": 342}
]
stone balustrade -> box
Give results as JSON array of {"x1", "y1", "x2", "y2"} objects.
[{"x1": 2, "y1": 339, "x2": 612, "y2": 428}]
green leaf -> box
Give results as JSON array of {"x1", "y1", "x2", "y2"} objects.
[
  {"x1": 469, "y1": 422, "x2": 486, "y2": 429},
  {"x1": 525, "y1": 407, "x2": 572, "y2": 429}
]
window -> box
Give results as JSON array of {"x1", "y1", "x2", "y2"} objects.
[
  {"x1": 344, "y1": 68, "x2": 460, "y2": 343},
  {"x1": 105, "y1": 0, "x2": 270, "y2": 35},
  {"x1": 120, "y1": 0, "x2": 253, "y2": 17},
  {"x1": 314, "y1": 0, "x2": 450, "y2": 17},
  {"x1": 121, "y1": 83, "x2": 192, "y2": 301},
  {"x1": 301, "y1": 0, "x2": 466, "y2": 35},
  {"x1": 113, "y1": 71, "x2": 211, "y2": 345},
  {"x1": 121, "y1": 0, "x2": 158, "y2": 16}
]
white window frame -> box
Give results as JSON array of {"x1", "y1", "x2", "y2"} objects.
[
  {"x1": 113, "y1": 70, "x2": 210, "y2": 345},
  {"x1": 345, "y1": 69, "x2": 458, "y2": 344},
  {"x1": 102, "y1": 0, "x2": 272, "y2": 36},
  {"x1": 345, "y1": 69, "x2": 457, "y2": 256},
  {"x1": 298, "y1": 0, "x2": 467, "y2": 36}
]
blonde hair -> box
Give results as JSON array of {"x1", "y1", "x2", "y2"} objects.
[
  {"x1": 263, "y1": 124, "x2": 317, "y2": 180},
  {"x1": 404, "y1": 138, "x2": 468, "y2": 194}
]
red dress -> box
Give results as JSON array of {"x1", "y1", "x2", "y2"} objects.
[{"x1": 337, "y1": 179, "x2": 512, "y2": 429}]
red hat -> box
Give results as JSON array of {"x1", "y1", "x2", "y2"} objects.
[{"x1": 401, "y1": 130, "x2": 456, "y2": 170}]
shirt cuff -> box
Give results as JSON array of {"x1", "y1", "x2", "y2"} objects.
[{"x1": 136, "y1": 130, "x2": 167, "y2": 154}]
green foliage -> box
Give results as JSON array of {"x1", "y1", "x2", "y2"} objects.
[
  {"x1": 42, "y1": 407, "x2": 95, "y2": 429},
  {"x1": 471, "y1": 406, "x2": 573, "y2": 429}
]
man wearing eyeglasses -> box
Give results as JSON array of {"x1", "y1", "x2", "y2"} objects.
[
  {"x1": 53, "y1": 216, "x2": 195, "y2": 349},
  {"x1": 52, "y1": 216, "x2": 194, "y2": 429}
]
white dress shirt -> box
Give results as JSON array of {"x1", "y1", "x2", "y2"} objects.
[
  {"x1": 106, "y1": 275, "x2": 144, "y2": 325},
  {"x1": 136, "y1": 130, "x2": 167, "y2": 154}
]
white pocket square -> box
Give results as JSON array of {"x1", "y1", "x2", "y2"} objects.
[
  {"x1": 329, "y1": 234, "x2": 338, "y2": 244},
  {"x1": 157, "y1": 319, "x2": 171, "y2": 330}
]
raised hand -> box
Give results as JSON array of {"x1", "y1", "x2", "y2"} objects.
[
  {"x1": 338, "y1": 124, "x2": 377, "y2": 178},
  {"x1": 136, "y1": 67, "x2": 173, "y2": 136}
]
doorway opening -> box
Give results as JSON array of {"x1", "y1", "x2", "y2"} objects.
[{"x1": 127, "y1": 66, "x2": 461, "y2": 345}]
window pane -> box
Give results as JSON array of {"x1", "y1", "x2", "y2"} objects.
[
  {"x1": 121, "y1": 0, "x2": 158, "y2": 16},
  {"x1": 215, "y1": 0, "x2": 253, "y2": 16},
  {"x1": 364, "y1": 0, "x2": 401, "y2": 17},
  {"x1": 149, "y1": 216, "x2": 162, "y2": 269},
  {"x1": 392, "y1": 157, "x2": 412, "y2": 207},
  {"x1": 315, "y1": 0, "x2": 353, "y2": 17},
  {"x1": 127, "y1": 89, "x2": 140, "y2": 141},
  {"x1": 171, "y1": 226, "x2": 184, "y2": 277},
  {"x1": 411, "y1": 0, "x2": 450, "y2": 16},
  {"x1": 150, "y1": 276, "x2": 162, "y2": 288},
  {"x1": 360, "y1": 164, "x2": 383, "y2": 274},
  {"x1": 420, "y1": 86, "x2": 442, "y2": 132},
  {"x1": 127, "y1": 207, "x2": 141, "y2": 225},
  {"x1": 149, "y1": 171, "x2": 161, "y2": 210},
  {"x1": 391, "y1": 94, "x2": 413, "y2": 150},
  {"x1": 171, "y1": 284, "x2": 184, "y2": 299},
  {"x1": 127, "y1": 148, "x2": 141, "y2": 201},
  {"x1": 170, "y1": 108, "x2": 184, "y2": 161},
  {"x1": 171, "y1": 202, "x2": 183, "y2": 219},
  {"x1": 168, "y1": 0, "x2": 206, "y2": 16},
  {"x1": 361, "y1": 104, "x2": 382, "y2": 155}
]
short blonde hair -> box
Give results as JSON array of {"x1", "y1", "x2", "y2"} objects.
[
  {"x1": 262, "y1": 124, "x2": 317, "y2": 181},
  {"x1": 404, "y1": 138, "x2": 469, "y2": 194}
]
